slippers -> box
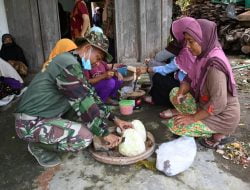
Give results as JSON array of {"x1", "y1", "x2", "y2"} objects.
[
  {"x1": 199, "y1": 136, "x2": 236, "y2": 149},
  {"x1": 143, "y1": 96, "x2": 154, "y2": 105},
  {"x1": 159, "y1": 109, "x2": 178, "y2": 119}
]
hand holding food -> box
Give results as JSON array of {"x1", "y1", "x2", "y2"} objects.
[
  {"x1": 103, "y1": 134, "x2": 122, "y2": 148},
  {"x1": 105, "y1": 71, "x2": 115, "y2": 79}
]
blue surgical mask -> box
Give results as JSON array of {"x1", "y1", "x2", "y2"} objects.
[{"x1": 81, "y1": 48, "x2": 92, "y2": 70}]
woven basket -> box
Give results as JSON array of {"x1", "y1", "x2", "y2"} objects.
[{"x1": 89, "y1": 132, "x2": 155, "y2": 165}]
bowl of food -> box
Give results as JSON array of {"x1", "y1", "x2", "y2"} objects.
[{"x1": 89, "y1": 121, "x2": 155, "y2": 165}]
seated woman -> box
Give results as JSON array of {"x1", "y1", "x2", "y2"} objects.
[
  {"x1": 166, "y1": 18, "x2": 240, "y2": 148},
  {"x1": 138, "y1": 17, "x2": 196, "y2": 116},
  {"x1": 0, "y1": 34, "x2": 28, "y2": 77},
  {"x1": 41, "y1": 38, "x2": 77, "y2": 72},
  {"x1": 84, "y1": 60, "x2": 123, "y2": 105}
]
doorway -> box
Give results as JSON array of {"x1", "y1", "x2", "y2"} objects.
[
  {"x1": 57, "y1": 0, "x2": 117, "y2": 62},
  {"x1": 58, "y1": 0, "x2": 74, "y2": 39},
  {"x1": 91, "y1": 0, "x2": 116, "y2": 62}
]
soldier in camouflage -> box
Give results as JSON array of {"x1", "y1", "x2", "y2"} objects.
[{"x1": 15, "y1": 31, "x2": 132, "y2": 167}]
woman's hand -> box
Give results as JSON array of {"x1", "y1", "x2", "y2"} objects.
[
  {"x1": 105, "y1": 71, "x2": 115, "y2": 79},
  {"x1": 172, "y1": 93, "x2": 186, "y2": 105},
  {"x1": 136, "y1": 66, "x2": 147, "y2": 75},
  {"x1": 115, "y1": 71, "x2": 123, "y2": 81},
  {"x1": 103, "y1": 134, "x2": 122, "y2": 148},
  {"x1": 114, "y1": 118, "x2": 133, "y2": 132},
  {"x1": 174, "y1": 114, "x2": 196, "y2": 127}
]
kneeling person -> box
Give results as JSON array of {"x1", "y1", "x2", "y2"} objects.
[{"x1": 15, "y1": 31, "x2": 131, "y2": 167}]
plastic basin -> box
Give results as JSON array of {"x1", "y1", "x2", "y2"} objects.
[{"x1": 119, "y1": 100, "x2": 135, "y2": 115}]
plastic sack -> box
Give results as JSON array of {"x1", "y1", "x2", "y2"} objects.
[{"x1": 156, "y1": 136, "x2": 197, "y2": 176}]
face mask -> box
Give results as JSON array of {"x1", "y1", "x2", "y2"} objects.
[{"x1": 81, "y1": 48, "x2": 92, "y2": 70}]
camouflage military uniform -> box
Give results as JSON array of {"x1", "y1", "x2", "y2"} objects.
[{"x1": 15, "y1": 32, "x2": 113, "y2": 152}]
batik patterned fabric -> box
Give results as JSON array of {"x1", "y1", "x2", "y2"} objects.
[
  {"x1": 8, "y1": 60, "x2": 28, "y2": 77},
  {"x1": 0, "y1": 76, "x2": 22, "y2": 99},
  {"x1": 167, "y1": 87, "x2": 215, "y2": 137},
  {"x1": 169, "y1": 87, "x2": 197, "y2": 114},
  {"x1": 15, "y1": 117, "x2": 92, "y2": 152},
  {"x1": 167, "y1": 119, "x2": 214, "y2": 137}
]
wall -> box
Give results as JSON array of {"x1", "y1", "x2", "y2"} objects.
[
  {"x1": 4, "y1": 0, "x2": 60, "y2": 71},
  {"x1": 4, "y1": 0, "x2": 41, "y2": 71},
  {"x1": 0, "y1": 0, "x2": 9, "y2": 47},
  {"x1": 115, "y1": 0, "x2": 172, "y2": 64},
  {"x1": 37, "y1": 0, "x2": 61, "y2": 59},
  {"x1": 115, "y1": 0, "x2": 139, "y2": 63}
]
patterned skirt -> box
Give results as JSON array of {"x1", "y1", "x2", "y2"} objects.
[{"x1": 166, "y1": 87, "x2": 215, "y2": 137}]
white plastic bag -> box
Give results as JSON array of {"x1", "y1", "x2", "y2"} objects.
[{"x1": 156, "y1": 136, "x2": 197, "y2": 176}]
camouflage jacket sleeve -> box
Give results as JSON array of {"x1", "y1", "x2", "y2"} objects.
[{"x1": 56, "y1": 63, "x2": 110, "y2": 136}]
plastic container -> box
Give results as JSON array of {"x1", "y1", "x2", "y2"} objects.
[
  {"x1": 119, "y1": 100, "x2": 135, "y2": 115},
  {"x1": 117, "y1": 65, "x2": 128, "y2": 76}
]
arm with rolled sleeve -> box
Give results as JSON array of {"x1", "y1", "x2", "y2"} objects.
[{"x1": 56, "y1": 63, "x2": 110, "y2": 136}]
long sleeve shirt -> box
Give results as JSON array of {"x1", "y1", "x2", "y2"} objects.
[
  {"x1": 200, "y1": 67, "x2": 240, "y2": 135},
  {"x1": 152, "y1": 58, "x2": 186, "y2": 81},
  {"x1": 56, "y1": 63, "x2": 111, "y2": 136},
  {"x1": 16, "y1": 53, "x2": 110, "y2": 137}
]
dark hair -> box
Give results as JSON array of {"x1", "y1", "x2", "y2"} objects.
[
  {"x1": 74, "y1": 37, "x2": 89, "y2": 47},
  {"x1": 2, "y1": 34, "x2": 14, "y2": 44}
]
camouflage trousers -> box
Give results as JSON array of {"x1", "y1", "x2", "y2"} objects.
[{"x1": 15, "y1": 116, "x2": 93, "y2": 152}]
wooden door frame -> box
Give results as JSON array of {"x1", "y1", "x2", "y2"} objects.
[
  {"x1": 115, "y1": 0, "x2": 172, "y2": 64},
  {"x1": 4, "y1": 0, "x2": 60, "y2": 71}
]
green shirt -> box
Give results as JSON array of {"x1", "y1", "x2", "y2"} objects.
[{"x1": 16, "y1": 52, "x2": 110, "y2": 136}]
